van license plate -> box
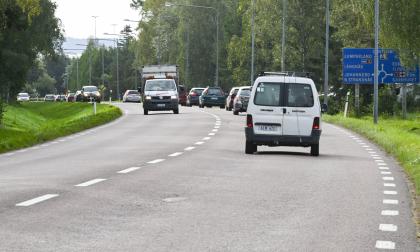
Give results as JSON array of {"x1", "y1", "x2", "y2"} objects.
[
  {"x1": 157, "y1": 104, "x2": 165, "y2": 108},
  {"x1": 211, "y1": 97, "x2": 218, "y2": 100},
  {"x1": 258, "y1": 125, "x2": 279, "y2": 132}
]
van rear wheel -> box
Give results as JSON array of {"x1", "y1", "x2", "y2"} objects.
[
  {"x1": 174, "y1": 109, "x2": 179, "y2": 114},
  {"x1": 245, "y1": 141, "x2": 257, "y2": 154},
  {"x1": 144, "y1": 109, "x2": 148, "y2": 115},
  {"x1": 310, "y1": 143, "x2": 319, "y2": 156}
]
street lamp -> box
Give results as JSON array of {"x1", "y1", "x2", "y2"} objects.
[
  {"x1": 165, "y1": 2, "x2": 220, "y2": 86},
  {"x1": 92, "y1": 16, "x2": 99, "y2": 44},
  {"x1": 251, "y1": 0, "x2": 256, "y2": 85},
  {"x1": 324, "y1": 0, "x2": 329, "y2": 106},
  {"x1": 104, "y1": 32, "x2": 122, "y2": 100}
]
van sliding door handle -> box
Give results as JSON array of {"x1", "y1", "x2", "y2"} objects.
[{"x1": 283, "y1": 108, "x2": 287, "y2": 114}]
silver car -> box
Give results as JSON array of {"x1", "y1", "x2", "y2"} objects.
[{"x1": 123, "y1": 90, "x2": 141, "y2": 103}]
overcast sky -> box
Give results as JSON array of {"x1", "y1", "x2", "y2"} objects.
[{"x1": 53, "y1": 0, "x2": 140, "y2": 39}]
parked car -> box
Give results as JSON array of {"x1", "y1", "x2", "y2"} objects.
[
  {"x1": 123, "y1": 90, "x2": 141, "y2": 103},
  {"x1": 55, "y1": 95, "x2": 66, "y2": 102},
  {"x1": 226, "y1": 87, "x2": 240, "y2": 111},
  {"x1": 199, "y1": 87, "x2": 226, "y2": 109},
  {"x1": 233, "y1": 86, "x2": 251, "y2": 115},
  {"x1": 186, "y1": 88, "x2": 205, "y2": 106},
  {"x1": 44, "y1": 94, "x2": 55, "y2": 102},
  {"x1": 66, "y1": 93, "x2": 75, "y2": 102},
  {"x1": 17, "y1": 92, "x2": 30, "y2": 102},
  {"x1": 74, "y1": 90, "x2": 83, "y2": 102},
  {"x1": 244, "y1": 72, "x2": 327, "y2": 156},
  {"x1": 79, "y1": 86, "x2": 101, "y2": 102},
  {"x1": 178, "y1": 85, "x2": 187, "y2": 106}
]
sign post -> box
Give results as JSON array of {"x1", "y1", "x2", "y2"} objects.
[{"x1": 355, "y1": 84, "x2": 360, "y2": 117}]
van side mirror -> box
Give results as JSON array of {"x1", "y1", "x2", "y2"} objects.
[
  {"x1": 138, "y1": 87, "x2": 142, "y2": 94},
  {"x1": 321, "y1": 103, "x2": 328, "y2": 113}
]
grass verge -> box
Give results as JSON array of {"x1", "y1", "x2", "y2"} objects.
[
  {"x1": 0, "y1": 102, "x2": 122, "y2": 153},
  {"x1": 323, "y1": 114, "x2": 420, "y2": 194}
]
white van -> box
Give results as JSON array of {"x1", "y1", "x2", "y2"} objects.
[{"x1": 245, "y1": 72, "x2": 327, "y2": 156}]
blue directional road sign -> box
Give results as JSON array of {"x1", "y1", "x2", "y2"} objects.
[{"x1": 343, "y1": 48, "x2": 419, "y2": 84}]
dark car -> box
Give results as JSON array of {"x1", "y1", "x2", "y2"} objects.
[
  {"x1": 186, "y1": 87, "x2": 205, "y2": 106},
  {"x1": 66, "y1": 93, "x2": 75, "y2": 102},
  {"x1": 226, "y1": 87, "x2": 240, "y2": 111},
  {"x1": 199, "y1": 87, "x2": 226, "y2": 109},
  {"x1": 80, "y1": 86, "x2": 101, "y2": 102},
  {"x1": 75, "y1": 90, "x2": 82, "y2": 102},
  {"x1": 233, "y1": 86, "x2": 251, "y2": 115},
  {"x1": 178, "y1": 85, "x2": 187, "y2": 106}
]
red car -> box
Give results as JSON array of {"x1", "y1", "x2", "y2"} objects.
[{"x1": 178, "y1": 85, "x2": 187, "y2": 106}]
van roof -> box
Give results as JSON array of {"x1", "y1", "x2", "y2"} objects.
[{"x1": 255, "y1": 76, "x2": 314, "y2": 85}]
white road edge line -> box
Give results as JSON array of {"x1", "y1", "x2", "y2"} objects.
[
  {"x1": 184, "y1": 147, "x2": 195, "y2": 151},
  {"x1": 384, "y1": 183, "x2": 396, "y2": 187},
  {"x1": 383, "y1": 191, "x2": 397, "y2": 195},
  {"x1": 383, "y1": 177, "x2": 394, "y2": 181},
  {"x1": 375, "y1": 240, "x2": 395, "y2": 250},
  {"x1": 16, "y1": 194, "x2": 59, "y2": 207},
  {"x1": 209, "y1": 133, "x2": 216, "y2": 136},
  {"x1": 379, "y1": 224, "x2": 398, "y2": 232},
  {"x1": 75, "y1": 178, "x2": 107, "y2": 187},
  {"x1": 169, "y1": 152, "x2": 183, "y2": 157},
  {"x1": 195, "y1": 142, "x2": 205, "y2": 145},
  {"x1": 118, "y1": 167, "x2": 141, "y2": 174},
  {"x1": 147, "y1": 159, "x2": 165, "y2": 164},
  {"x1": 203, "y1": 137, "x2": 211, "y2": 141}
]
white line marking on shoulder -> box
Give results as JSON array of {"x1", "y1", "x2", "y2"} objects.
[
  {"x1": 382, "y1": 177, "x2": 394, "y2": 181},
  {"x1": 16, "y1": 194, "x2": 59, "y2": 207},
  {"x1": 203, "y1": 137, "x2": 211, "y2": 141},
  {"x1": 209, "y1": 133, "x2": 216, "y2": 136},
  {"x1": 381, "y1": 171, "x2": 392, "y2": 175},
  {"x1": 383, "y1": 191, "x2": 397, "y2": 195},
  {"x1": 75, "y1": 178, "x2": 107, "y2": 187},
  {"x1": 384, "y1": 183, "x2": 396, "y2": 187},
  {"x1": 195, "y1": 142, "x2": 205, "y2": 145}
]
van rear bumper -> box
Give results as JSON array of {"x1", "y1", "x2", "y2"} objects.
[{"x1": 245, "y1": 128, "x2": 321, "y2": 147}]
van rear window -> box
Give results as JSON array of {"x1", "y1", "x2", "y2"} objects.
[
  {"x1": 287, "y1": 84, "x2": 314, "y2": 107},
  {"x1": 254, "y1": 83, "x2": 282, "y2": 106}
]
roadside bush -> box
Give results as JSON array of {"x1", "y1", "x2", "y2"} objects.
[{"x1": 0, "y1": 98, "x2": 6, "y2": 126}]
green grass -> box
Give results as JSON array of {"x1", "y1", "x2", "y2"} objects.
[
  {"x1": 324, "y1": 113, "x2": 420, "y2": 194},
  {"x1": 0, "y1": 102, "x2": 122, "y2": 153}
]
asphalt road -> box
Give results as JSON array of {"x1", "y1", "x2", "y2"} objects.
[{"x1": 0, "y1": 103, "x2": 417, "y2": 251}]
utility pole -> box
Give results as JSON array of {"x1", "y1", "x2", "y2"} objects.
[
  {"x1": 374, "y1": 0, "x2": 379, "y2": 124},
  {"x1": 251, "y1": 0, "x2": 256, "y2": 85},
  {"x1": 281, "y1": 0, "x2": 287, "y2": 72},
  {"x1": 76, "y1": 58, "x2": 79, "y2": 90},
  {"x1": 323, "y1": 0, "x2": 329, "y2": 105},
  {"x1": 92, "y1": 16, "x2": 98, "y2": 45}
]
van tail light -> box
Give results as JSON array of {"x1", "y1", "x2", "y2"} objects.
[
  {"x1": 312, "y1": 117, "x2": 320, "y2": 130},
  {"x1": 247, "y1": 114, "x2": 253, "y2": 128}
]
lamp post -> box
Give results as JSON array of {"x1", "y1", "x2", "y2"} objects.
[
  {"x1": 251, "y1": 0, "x2": 256, "y2": 85},
  {"x1": 324, "y1": 0, "x2": 330, "y2": 106},
  {"x1": 92, "y1": 16, "x2": 99, "y2": 44},
  {"x1": 373, "y1": 0, "x2": 379, "y2": 124},
  {"x1": 165, "y1": 2, "x2": 219, "y2": 86},
  {"x1": 104, "y1": 33, "x2": 121, "y2": 101}
]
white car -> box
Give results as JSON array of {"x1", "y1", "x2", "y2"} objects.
[
  {"x1": 123, "y1": 90, "x2": 141, "y2": 103},
  {"x1": 17, "y1": 93, "x2": 30, "y2": 102},
  {"x1": 244, "y1": 72, "x2": 327, "y2": 156}
]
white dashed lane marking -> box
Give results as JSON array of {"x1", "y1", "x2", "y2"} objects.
[
  {"x1": 168, "y1": 152, "x2": 183, "y2": 157},
  {"x1": 75, "y1": 178, "x2": 107, "y2": 187},
  {"x1": 383, "y1": 191, "x2": 398, "y2": 195},
  {"x1": 383, "y1": 199, "x2": 399, "y2": 205},
  {"x1": 203, "y1": 137, "x2": 211, "y2": 141},
  {"x1": 375, "y1": 240, "x2": 396, "y2": 250},
  {"x1": 379, "y1": 224, "x2": 398, "y2": 232},
  {"x1": 184, "y1": 147, "x2": 195, "y2": 151},
  {"x1": 195, "y1": 142, "x2": 205, "y2": 145},
  {"x1": 384, "y1": 183, "x2": 396, "y2": 187},
  {"x1": 209, "y1": 133, "x2": 216, "y2": 136},
  {"x1": 117, "y1": 167, "x2": 141, "y2": 174},
  {"x1": 383, "y1": 177, "x2": 394, "y2": 181},
  {"x1": 147, "y1": 159, "x2": 165, "y2": 164},
  {"x1": 381, "y1": 210, "x2": 399, "y2": 216},
  {"x1": 16, "y1": 194, "x2": 59, "y2": 207},
  {"x1": 381, "y1": 171, "x2": 392, "y2": 175}
]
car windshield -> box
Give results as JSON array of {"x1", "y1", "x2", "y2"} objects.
[
  {"x1": 84, "y1": 86, "x2": 98, "y2": 92},
  {"x1": 191, "y1": 89, "x2": 204, "y2": 95},
  {"x1": 207, "y1": 88, "x2": 223, "y2": 96},
  {"x1": 239, "y1": 89, "x2": 251, "y2": 96},
  {"x1": 128, "y1": 91, "x2": 140, "y2": 95},
  {"x1": 18, "y1": 93, "x2": 29, "y2": 97},
  {"x1": 145, "y1": 80, "x2": 177, "y2": 91}
]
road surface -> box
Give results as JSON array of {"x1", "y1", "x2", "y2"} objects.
[{"x1": 0, "y1": 103, "x2": 416, "y2": 251}]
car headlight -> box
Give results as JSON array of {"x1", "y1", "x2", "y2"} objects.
[
  {"x1": 84, "y1": 93, "x2": 88, "y2": 96},
  {"x1": 145, "y1": 96, "x2": 152, "y2": 100},
  {"x1": 171, "y1": 95, "x2": 178, "y2": 100}
]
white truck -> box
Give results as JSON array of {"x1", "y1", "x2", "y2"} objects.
[{"x1": 140, "y1": 65, "x2": 180, "y2": 115}]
